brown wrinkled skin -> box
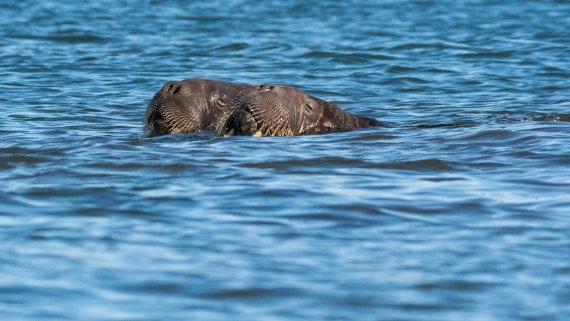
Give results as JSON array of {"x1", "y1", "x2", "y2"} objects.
[
  {"x1": 143, "y1": 78, "x2": 251, "y2": 137},
  {"x1": 218, "y1": 85, "x2": 383, "y2": 137}
]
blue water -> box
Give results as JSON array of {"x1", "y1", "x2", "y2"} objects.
[{"x1": 1, "y1": 0, "x2": 569, "y2": 320}]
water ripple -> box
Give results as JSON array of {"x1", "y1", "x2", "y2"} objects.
[{"x1": 2, "y1": 0, "x2": 570, "y2": 320}]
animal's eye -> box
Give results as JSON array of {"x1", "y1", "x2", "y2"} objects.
[
  {"x1": 305, "y1": 101, "x2": 314, "y2": 112},
  {"x1": 216, "y1": 96, "x2": 228, "y2": 107}
]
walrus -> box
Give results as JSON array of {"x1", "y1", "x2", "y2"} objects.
[
  {"x1": 217, "y1": 84, "x2": 383, "y2": 136},
  {"x1": 143, "y1": 78, "x2": 251, "y2": 137}
]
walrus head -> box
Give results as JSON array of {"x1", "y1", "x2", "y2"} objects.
[
  {"x1": 143, "y1": 78, "x2": 250, "y2": 137},
  {"x1": 218, "y1": 84, "x2": 383, "y2": 137}
]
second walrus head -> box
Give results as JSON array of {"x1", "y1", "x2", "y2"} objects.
[{"x1": 218, "y1": 84, "x2": 383, "y2": 137}]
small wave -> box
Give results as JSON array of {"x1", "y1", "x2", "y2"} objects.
[
  {"x1": 200, "y1": 287, "x2": 300, "y2": 299},
  {"x1": 6, "y1": 33, "x2": 109, "y2": 44},
  {"x1": 495, "y1": 113, "x2": 570, "y2": 123}
]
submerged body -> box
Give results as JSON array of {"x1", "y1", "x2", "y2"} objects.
[
  {"x1": 218, "y1": 85, "x2": 383, "y2": 137},
  {"x1": 143, "y1": 78, "x2": 251, "y2": 137}
]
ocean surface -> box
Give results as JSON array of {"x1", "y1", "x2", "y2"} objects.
[{"x1": 1, "y1": 0, "x2": 569, "y2": 320}]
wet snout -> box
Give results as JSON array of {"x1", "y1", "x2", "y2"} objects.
[
  {"x1": 143, "y1": 81, "x2": 193, "y2": 137},
  {"x1": 258, "y1": 84, "x2": 275, "y2": 92},
  {"x1": 159, "y1": 81, "x2": 184, "y2": 97}
]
